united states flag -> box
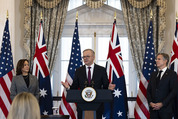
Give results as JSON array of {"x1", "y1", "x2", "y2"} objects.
[
  {"x1": 103, "y1": 20, "x2": 128, "y2": 119},
  {"x1": 170, "y1": 21, "x2": 178, "y2": 118},
  {"x1": 0, "y1": 19, "x2": 15, "y2": 119},
  {"x1": 59, "y1": 19, "x2": 82, "y2": 119},
  {"x1": 134, "y1": 20, "x2": 157, "y2": 119},
  {"x1": 32, "y1": 21, "x2": 53, "y2": 115}
]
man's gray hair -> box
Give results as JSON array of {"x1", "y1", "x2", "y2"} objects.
[
  {"x1": 83, "y1": 49, "x2": 95, "y2": 56},
  {"x1": 156, "y1": 53, "x2": 169, "y2": 66}
]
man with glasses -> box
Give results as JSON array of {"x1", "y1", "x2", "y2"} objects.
[{"x1": 62, "y1": 49, "x2": 115, "y2": 119}]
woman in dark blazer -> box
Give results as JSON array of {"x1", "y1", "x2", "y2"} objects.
[{"x1": 10, "y1": 59, "x2": 39, "y2": 100}]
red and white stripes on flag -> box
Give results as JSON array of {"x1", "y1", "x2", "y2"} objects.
[
  {"x1": 59, "y1": 74, "x2": 77, "y2": 119},
  {"x1": 0, "y1": 19, "x2": 15, "y2": 119},
  {"x1": 134, "y1": 20, "x2": 157, "y2": 119},
  {"x1": 0, "y1": 70, "x2": 15, "y2": 119},
  {"x1": 134, "y1": 73, "x2": 150, "y2": 118}
]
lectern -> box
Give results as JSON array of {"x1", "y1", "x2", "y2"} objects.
[{"x1": 66, "y1": 88, "x2": 113, "y2": 119}]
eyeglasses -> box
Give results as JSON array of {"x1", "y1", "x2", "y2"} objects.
[{"x1": 82, "y1": 56, "x2": 91, "y2": 59}]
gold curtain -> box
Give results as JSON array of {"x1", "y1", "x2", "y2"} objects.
[
  {"x1": 24, "y1": 0, "x2": 69, "y2": 73},
  {"x1": 120, "y1": 0, "x2": 166, "y2": 76}
]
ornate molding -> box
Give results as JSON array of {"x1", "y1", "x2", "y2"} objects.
[
  {"x1": 24, "y1": 0, "x2": 33, "y2": 7},
  {"x1": 128, "y1": 0, "x2": 152, "y2": 8},
  {"x1": 36, "y1": 0, "x2": 62, "y2": 8},
  {"x1": 86, "y1": 0, "x2": 106, "y2": 9}
]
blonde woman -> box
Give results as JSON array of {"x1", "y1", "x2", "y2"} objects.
[{"x1": 7, "y1": 92, "x2": 40, "y2": 119}]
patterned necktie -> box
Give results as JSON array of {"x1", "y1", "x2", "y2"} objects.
[
  {"x1": 88, "y1": 67, "x2": 91, "y2": 85},
  {"x1": 156, "y1": 70, "x2": 162, "y2": 87}
]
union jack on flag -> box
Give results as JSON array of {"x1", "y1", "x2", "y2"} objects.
[
  {"x1": 59, "y1": 19, "x2": 82, "y2": 119},
  {"x1": 0, "y1": 19, "x2": 15, "y2": 119},
  {"x1": 103, "y1": 20, "x2": 128, "y2": 119},
  {"x1": 170, "y1": 21, "x2": 178, "y2": 79},
  {"x1": 32, "y1": 20, "x2": 53, "y2": 115},
  {"x1": 170, "y1": 21, "x2": 178, "y2": 118},
  {"x1": 134, "y1": 20, "x2": 157, "y2": 119}
]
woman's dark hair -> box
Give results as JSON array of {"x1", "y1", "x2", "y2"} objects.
[{"x1": 16, "y1": 59, "x2": 29, "y2": 75}]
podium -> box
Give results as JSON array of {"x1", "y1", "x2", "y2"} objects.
[{"x1": 66, "y1": 88, "x2": 113, "y2": 119}]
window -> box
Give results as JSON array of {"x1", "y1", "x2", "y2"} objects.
[{"x1": 67, "y1": 0, "x2": 122, "y2": 11}]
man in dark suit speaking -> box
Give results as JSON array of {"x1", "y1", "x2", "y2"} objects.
[
  {"x1": 147, "y1": 53, "x2": 178, "y2": 119},
  {"x1": 62, "y1": 49, "x2": 115, "y2": 119}
]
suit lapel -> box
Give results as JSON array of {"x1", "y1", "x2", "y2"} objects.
[
  {"x1": 28, "y1": 74, "x2": 32, "y2": 88},
  {"x1": 19, "y1": 75, "x2": 28, "y2": 89},
  {"x1": 82, "y1": 65, "x2": 87, "y2": 80},
  {"x1": 92, "y1": 64, "x2": 97, "y2": 81},
  {"x1": 160, "y1": 69, "x2": 169, "y2": 81}
]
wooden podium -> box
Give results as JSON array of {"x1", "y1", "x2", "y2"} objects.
[{"x1": 66, "y1": 89, "x2": 113, "y2": 119}]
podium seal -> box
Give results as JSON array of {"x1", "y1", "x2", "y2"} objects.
[{"x1": 81, "y1": 87, "x2": 96, "y2": 102}]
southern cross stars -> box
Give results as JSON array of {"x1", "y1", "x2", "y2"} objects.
[
  {"x1": 40, "y1": 88, "x2": 47, "y2": 97},
  {"x1": 113, "y1": 88, "x2": 122, "y2": 98}
]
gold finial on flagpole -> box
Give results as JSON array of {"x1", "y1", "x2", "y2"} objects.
[
  {"x1": 76, "y1": 11, "x2": 78, "y2": 20},
  {"x1": 150, "y1": 9, "x2": 153, "y2": 19},
  {"x1": 6, "y1": 10, "x2": 9, "y2": 19},
  {"x1": 114, "y1": 11, "x2": 116, "y2": 20},
  {"x1": 40, "y1": 11, "x2": 43, "y2": 20},
  {"x1": 176, "y1": 12, "x2": 178, "y2": 21}
]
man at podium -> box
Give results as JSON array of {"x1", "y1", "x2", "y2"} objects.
[{"x1": 62, "y1": 49, "x2": 115, "y2": 119}]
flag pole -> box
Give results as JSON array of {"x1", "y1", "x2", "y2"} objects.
[
  {"x1": 114, "y1": 11, "x2": 116, "y2": 20},
  {"x1": 176, "y1": 12, "x2": 178, "y2": 22},
  {"x1": 76, "y1": 11, "x2": 78, "y2": 20},
  {"x1": 6, "y1": 10, "x2": 8, "y2": 19},
  {"x1": 41, "y1": 11, "x2": 43, "y2": 20},
  {"x1": 94, "y1": 32, "x2": 96, "y2": 63},
  {"x1": 150, "y1": 9, "x2": 153, "y2": 19}
]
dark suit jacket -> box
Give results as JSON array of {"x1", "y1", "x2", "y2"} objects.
[
  {"x1": 70, "y1": 64, "x2": 109, "y2": 90},
  {"x1": 147, "y1": 68, "x2": 177, "y2": 118},
  {"x1": 10, "y1": 74, "x2": 39, "y2": 100}
]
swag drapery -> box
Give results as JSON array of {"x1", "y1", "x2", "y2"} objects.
[
  {"x1": 120, "y1": 0, "x2": 167, "y2": 76},
  {"x1": 24, "y1": 0, "x2": 69, "y2": 73}
]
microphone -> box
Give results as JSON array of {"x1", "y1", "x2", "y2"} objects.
[
  {"x1": 91, "y1": 80, "x2": 94, "y2": 88},
  {"x1": 84, "y1": 80, "x2": 88, "y2": 87}
]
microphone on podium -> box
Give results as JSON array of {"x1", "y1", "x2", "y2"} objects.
[
  {"x1": 91, "y1": 80, "x2": 94, "y2": 88},
  {"x1": 84, "y1": 80, "x2": 88, "y2": 87}
]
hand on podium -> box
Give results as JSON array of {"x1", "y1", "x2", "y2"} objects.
[{"x1": 108, "y1": 83, "x2": 115, "y2": 90}]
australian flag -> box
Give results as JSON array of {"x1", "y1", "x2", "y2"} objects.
[
  {"x1": 32, "y1": 20, "x2": 53, "y2": 115},
  {"x1": 170, "y1": 21, "x2": 178, "y2": 119},
  {"x1": 103, "y1": 20, "x2": 128, "y2": 119}
]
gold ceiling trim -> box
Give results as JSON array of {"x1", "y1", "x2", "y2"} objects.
[
  {"x1": 128, "y1": 0, "x2": 152, "y2": 8},
  {"x1": 86, "y1": 0, "x2": 106, "y2": 9},
  {"x1": 36, "y1": 0, "x2": 62, "y2": 8}
]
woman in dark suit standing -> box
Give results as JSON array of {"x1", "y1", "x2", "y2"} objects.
[{"x1": 10, "y1": 59, "x2": 39, "y2": 100}]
